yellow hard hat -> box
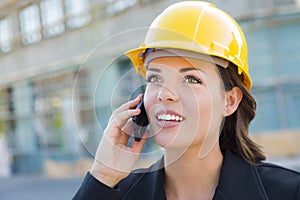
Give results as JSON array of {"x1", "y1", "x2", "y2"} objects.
[{"x1": 125, "y1": 1, "x2": 252, "y2": 89}]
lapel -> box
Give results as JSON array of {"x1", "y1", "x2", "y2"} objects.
[
  {"x1": 213, "y1": 151, "x2": 268, "y2": 200},
  {"x1": 125, "y1": 151, "x2": 269, "y2": 200}
]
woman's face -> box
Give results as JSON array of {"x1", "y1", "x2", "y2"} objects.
[{"x1": 144, "y1": 56, "x2": 227, "y2": 154}]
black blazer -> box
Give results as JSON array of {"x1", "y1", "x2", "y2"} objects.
[{"x1": 73, "y1": 151, "x2": 300, "y2": 200}]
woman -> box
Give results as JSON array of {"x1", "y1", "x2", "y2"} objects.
[{"x1": 73, "y1": 1, "x2": 300, "y2": 199}]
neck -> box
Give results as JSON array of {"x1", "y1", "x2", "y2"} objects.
[{"x1": 164, "y1": 145, "x2": 223, "y2": 200}]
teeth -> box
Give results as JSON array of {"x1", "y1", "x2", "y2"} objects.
[{"x1": 157, "y1": 114, "x2": 183, "y2": 122}]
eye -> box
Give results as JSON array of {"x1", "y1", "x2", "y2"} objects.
[
  {"x1": 146, "y1": 74, "x2": 162, "y2": 83},
  {"x1": 184, "y1": 75, "x2": 202, "y2": 84}
]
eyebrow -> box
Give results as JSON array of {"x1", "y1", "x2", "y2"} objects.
[
  {"x1": 147, "y1": 68, "x2": 161, "y2": 72},
  {"x1": 147, "y1": 67, "x2": 205, "y2": 74},
  {"x1": 178, "y1": 67, "x2": 205, "y2": 74}
]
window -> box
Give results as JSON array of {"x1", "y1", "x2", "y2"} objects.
[
  {"x1": 40, "y1": 0, "x2": 65, "y2": 38},
  {"x1": 65, "y1": 0, "x2": 91, "y2": 29},
  {"x1": 283, "y1": 83, "x2": 300, "y2": 128},
  {"x1": 19, "y1": 4, "x2": 42, "y2": 45},
  {"x1": 251, "y1": 87, "x2": 281, "y2": 132},
  {"x1": 0, "y1": 18, "x2": 13, "y2": 53},
  {"x1": 106, "y1": 0, "x2": 137, "y2": 15},
  {"x1": 33, "y1": 72, "x2": 76, "y2": 150},
  {"x1": 0, "y1": 87, "x2": 16, "y2": 149}
]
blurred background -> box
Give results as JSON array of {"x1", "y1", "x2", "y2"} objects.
[{"x1": 0, "y1": 0, "x2": 300, "y2": 199}]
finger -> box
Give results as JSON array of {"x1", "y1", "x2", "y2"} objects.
[
  {"x1": 104, "y1": 112, "x2": 137, "y2": 146},
  {"x1": 121, "y1": 119, "x2": 134, "y2": 136},
  {"x1": 113, "y1": 94, "x2": 143, "y2": 114},
  {"x1": 103, "y1": 126, "x2": 131, "y2": 148},
  {"x1": 111, "y1": 109, "x2": 141, "y2": 129},
  {"x1": 108, "y1": 94, "x2": 143, "y2": 127},
  {"x1": 130, "y1": 131, "x2": 150, "y2": 154}
]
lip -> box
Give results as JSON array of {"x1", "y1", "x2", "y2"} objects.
[{"x1": 155, "y1": 110, "x2": 185, "y2": 129}]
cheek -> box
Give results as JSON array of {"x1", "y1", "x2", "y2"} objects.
[
  {"x1": 184, "y1": 89, "x2": 213, "y2": 140},
  {"x1": 143, "y1": 86, "x2": 157, "y2": 115},
  {"x1": 194, "y1": 94, "x2": 212, "y2": 124},
  {"x1": 182, "y1": 87, "x2": 212, "y2": 118},
  {"x1": 192, "y1": 86, "x2": 226, "y2": 144}
]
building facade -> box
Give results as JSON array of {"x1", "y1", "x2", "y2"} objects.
[{"x1": 0, "y1": 0, "x2": 299, "y2": 176}]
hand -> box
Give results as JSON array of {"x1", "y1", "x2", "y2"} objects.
[{"x1": 90, "y1": 94, "x2": 149, "y2": 187}]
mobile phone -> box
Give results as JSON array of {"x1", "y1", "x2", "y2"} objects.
[{"x1": 132, "y1": 97, "x2": 149, "y2": 141}]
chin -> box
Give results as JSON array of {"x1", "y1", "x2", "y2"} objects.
[
  {"x1": 153, "y1": 133, "x2": 173, "y2": 148},
  {"x1": 153, "y1": 133, "x2": 195, "y2": 150}
]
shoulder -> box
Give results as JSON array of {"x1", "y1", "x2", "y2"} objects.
[
  {"x1": 258, "y1": 162, "x2": 300, "y2": 185},
  {"x1": 257, "y1": 162, "x2": 300, "y2": 199},
  {"x1": 219, "y1": 151, "x2": 300, "y2": 199}
]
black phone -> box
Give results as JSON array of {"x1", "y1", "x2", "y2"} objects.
[{"x1": 132, "y1": 97, "x2": 149, "y2": 141}]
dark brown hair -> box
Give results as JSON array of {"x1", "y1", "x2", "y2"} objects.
[{"x1": 217, "y1": 63, "x2": 266, "y2": 164}]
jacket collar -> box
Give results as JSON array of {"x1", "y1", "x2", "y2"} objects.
[
  {"x1": 132, "y1": 151, "x2": 268, "y2": 200},
  {"x1": 214, "y1": 151, "x2": 268, "y2": 200},
  {"x1": 154, "y1": 151, "x2": 268, "y2": 200}
]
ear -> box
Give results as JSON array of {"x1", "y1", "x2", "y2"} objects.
[{"x1": 225, "y1": 87, "x2": 243, "y2": 117}]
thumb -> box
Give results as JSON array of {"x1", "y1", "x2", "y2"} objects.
[{"x1": 130, "y1": 131, "x2": 149, "y2": 154}]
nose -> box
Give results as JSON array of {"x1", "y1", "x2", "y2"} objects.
[{"x1": 157, "y1": 85, "x2": 178, "y2": 102}]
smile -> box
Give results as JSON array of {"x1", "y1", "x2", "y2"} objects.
[
  {"x1": 157, "y1": 114, "x2": 184, "y2": 122},
  {"x1": 155, "y1": 110, "x2": 185, "y2": 129}
]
